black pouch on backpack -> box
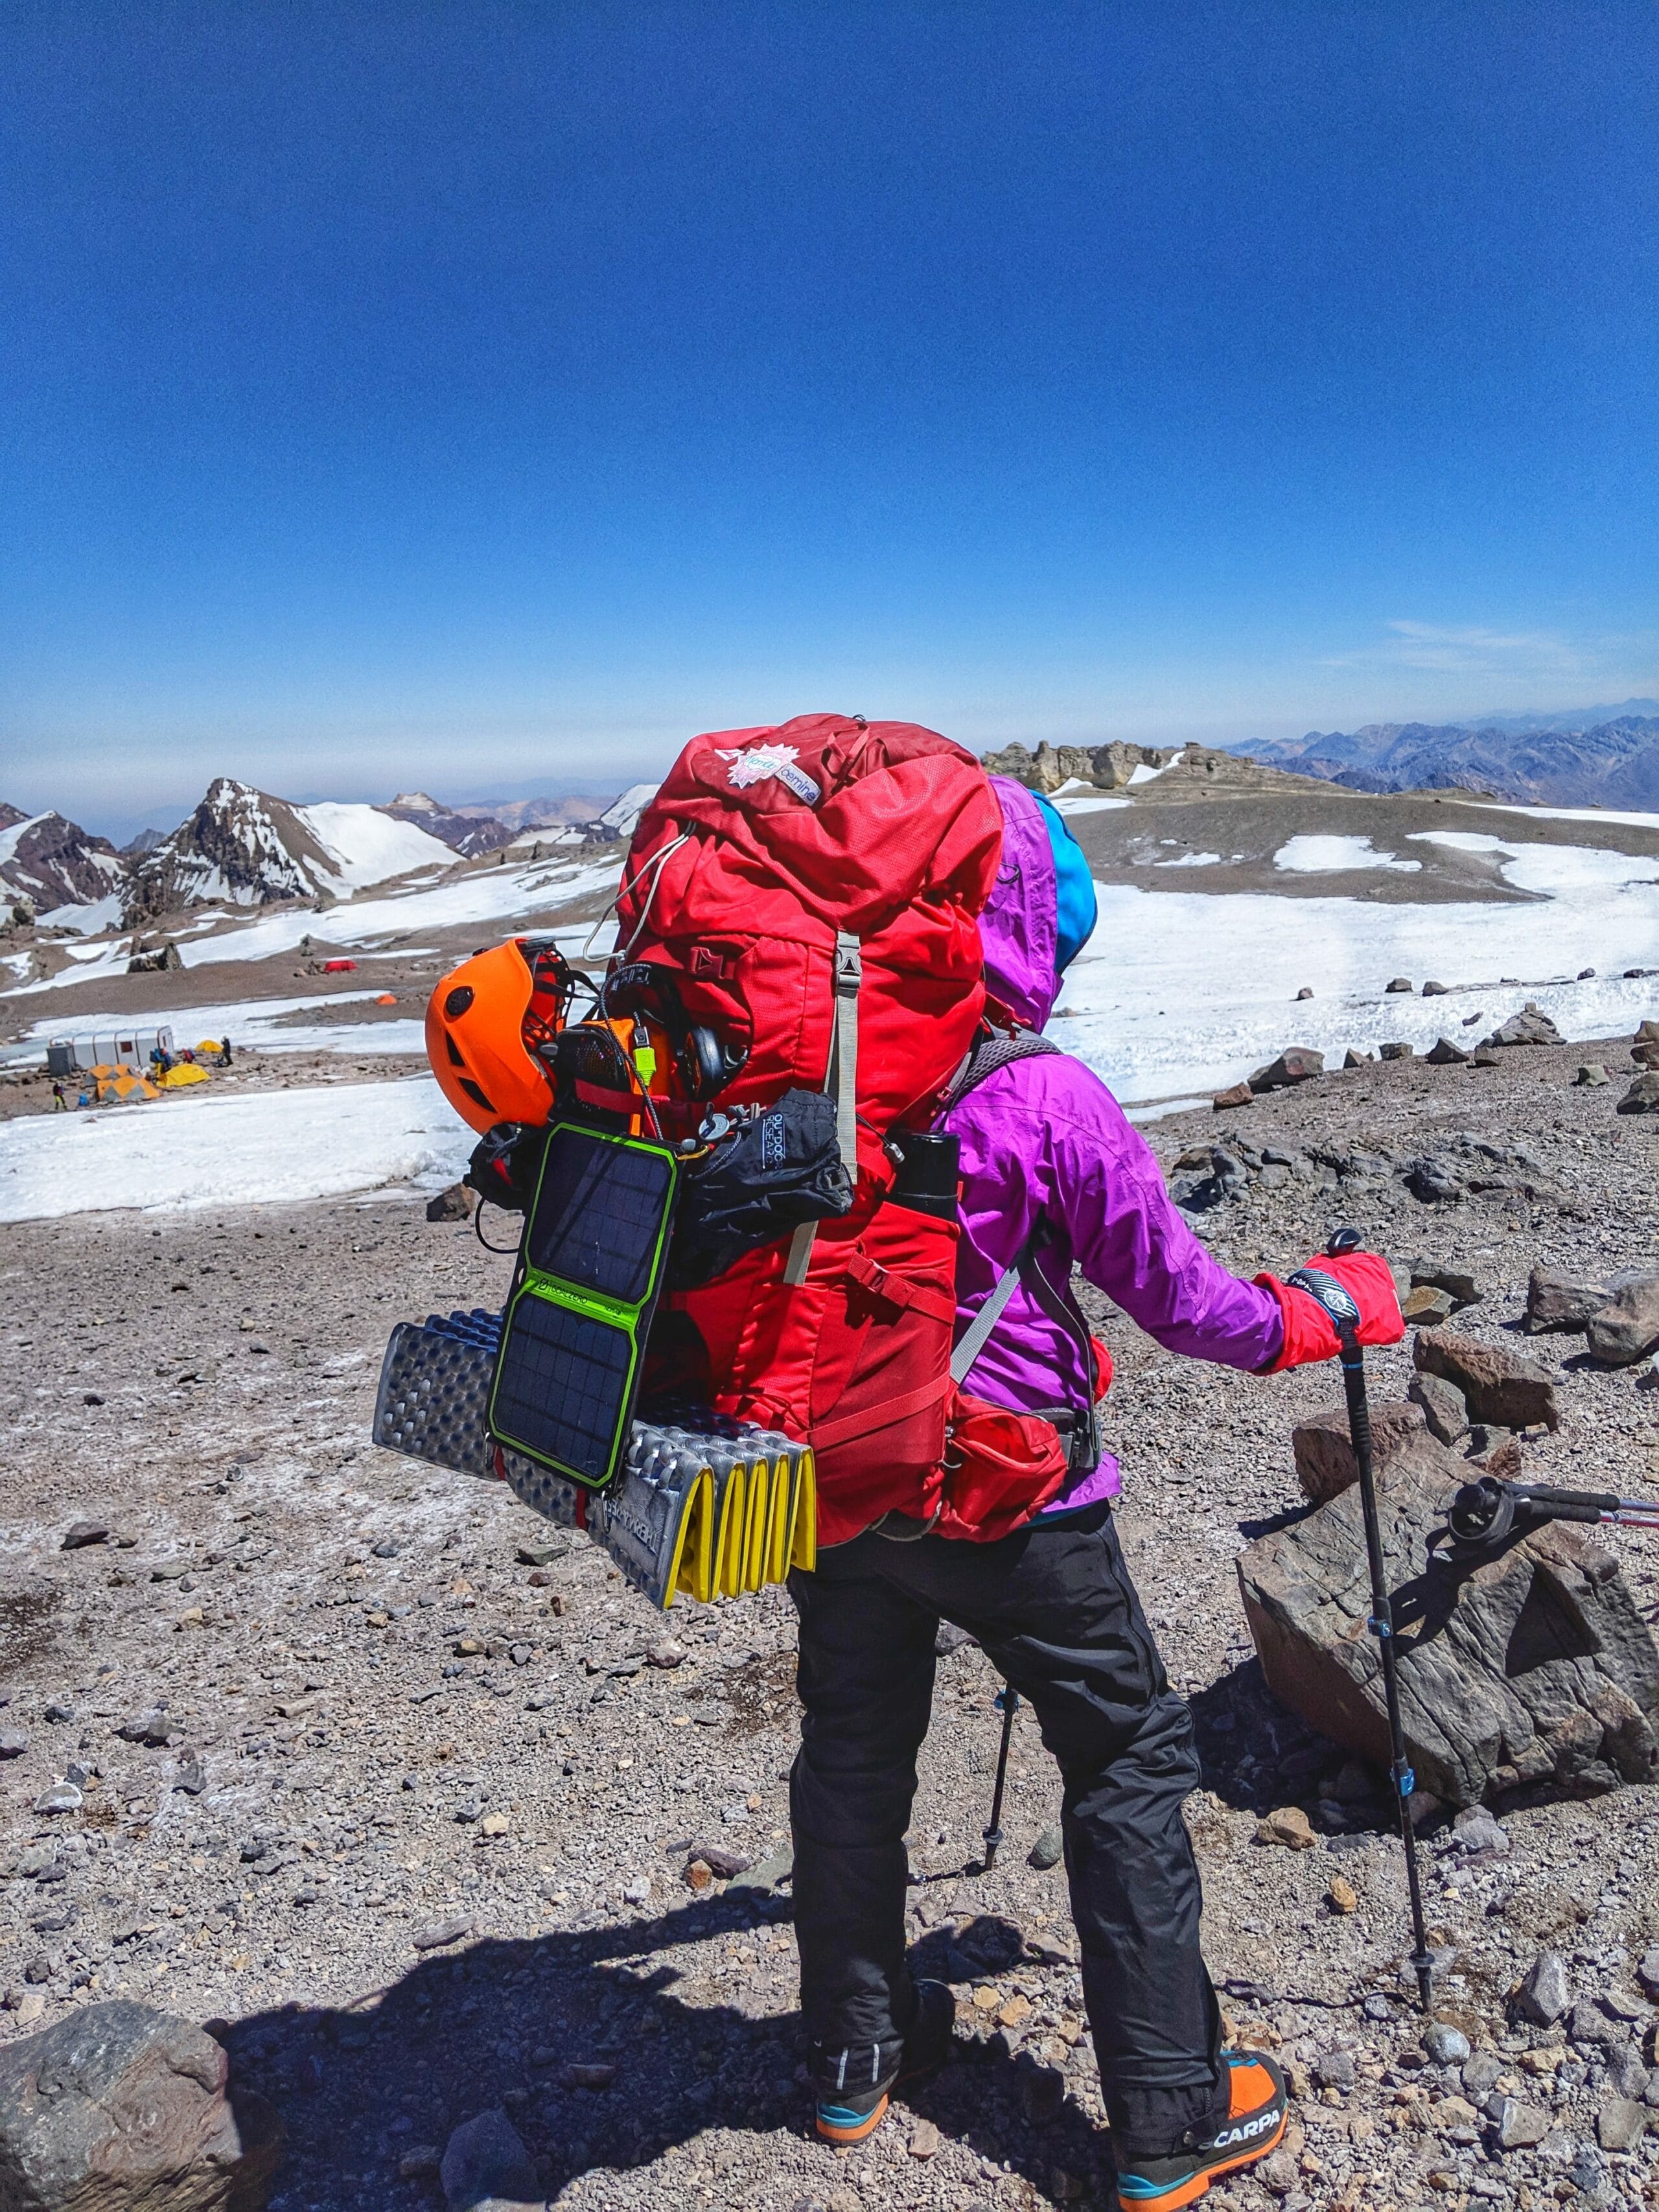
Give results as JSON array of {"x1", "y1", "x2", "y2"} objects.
[{"x1": 668, "y1": 1087, "x2": 853, "y2": 1290}]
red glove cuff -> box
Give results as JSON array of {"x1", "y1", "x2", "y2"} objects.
[{"x1": 1255, "y1": 1251, "x2": 1404, "y2": 1373}]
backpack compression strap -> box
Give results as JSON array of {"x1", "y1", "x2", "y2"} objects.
[
  {"x1": 940, "y1": 1025, "x2": 1099, "y2": 1473},
  {"x1": 783, "y1": 930, "x2": 864, "y2": 1288}
]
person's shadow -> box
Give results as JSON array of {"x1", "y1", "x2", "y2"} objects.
[{"x1": 220, "y1": 1891, "x2": 1115, "y2": 2208}]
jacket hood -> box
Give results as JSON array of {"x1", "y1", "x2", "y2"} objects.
[{"x1": 980, "y1": 776, "x2": 1096, "y2": 1031}]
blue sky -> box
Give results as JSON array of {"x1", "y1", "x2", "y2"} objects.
[{"x1": 4, "y1": 3, "x2": 1658, "y2": 835}]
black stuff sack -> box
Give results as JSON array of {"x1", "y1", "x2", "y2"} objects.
[{"x1": 669, "y1": 1088, "x2": 852, "y2": 1289}]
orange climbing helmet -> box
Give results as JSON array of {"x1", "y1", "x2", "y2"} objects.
[{"x1": 426, "y1": 939, "x2": 569, "y2": 1134}]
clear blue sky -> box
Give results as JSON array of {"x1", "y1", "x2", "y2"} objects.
[{"x1": 4, "y1": 3, "x2": 1658, "y2": 835}]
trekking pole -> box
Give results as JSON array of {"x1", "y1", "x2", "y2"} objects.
[
  {"x1": 982, "y1": 1686, "x2": 1019, "y2": 1872},
  {"x1": 1287, "y1": 1228, "x2": 1436, "y2": 2015}
]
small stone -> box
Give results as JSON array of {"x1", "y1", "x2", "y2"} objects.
[
  {"x1": 1636, "y1": 1948, "x2": 1659, "y2": 1999},
  {"x1": 1405, "y1": 1152, "x2": 1460, "y2": 1200},
  {"x1": 1575, "y1": 1063, "x2": 1610, "y2": 1086},
  {"x1": 1516, "y1": 1950, "x2": 1572, "y2": 2027},
  {"x1": 479, "y1": 1813, "x2": 510, "y2": 1839},
  {"x1": 1313, "y1": 2050, "x2": 1355, "y2": 2091},
  {"x1": 149, "y1": 1559, "x2": 191, "y2": 1582},
  {"x1": 439, "y1": 2106, "x2": 538, "y2": 2207},
  {"x1": 1597, "y1": 2097, "x2": 1647, "y2": 2152},
  {"x1": 1295, "y1": 985, "x2": 1314, "y2": 1000},
  {"x1": 1257, "y1": 2146, "x2": 1299, "y2": 2195},
  {"x1": 1408, "y1": 1372, "x2": 1469, "y2": 1445},
  {"x1": 1380, "y1": 1040, "x2": 1415, "y2": 1061},
  {"x1": 1212, "y1": 1081, "x2": 1254, "y2": 1110},
  {"x1": 621, "y1": 1876, "x2": 650, "y2": 1905},
  {"x1": 1425, "y1": 1038, "x2": 1470, "y2": 1066},
  {"x1": 1495, "y1": 2097, "x2": 1552, "y2": 2149},
  {"x1": 60, "y1": 1521, "x2": 109, "y2": 1551},
  {"x1": 687, "y1": 1843, "x2": 751, "y2": 1879},
  {"x1": 399, "y1": 2145, "x2": 442, "y2": 2180},
  {"x1": 908, "y1": 2118, "x2": 940, "y2": 2158},
  {"x1": 1422, "y1": 2022, "x2": 1471, "y2": 2066},
  {"x1": 1257, "y1": 1806, "x2": 1316, "y2": 1850},
  {"x1": 412, "y1": 1916, "x2": 474, "y2": 1951},
  {"x1": 1463, "y1": 2053, "x2": 1503, "y2": 2097},
  {"x1": 424, "y1": 1182, "x2": 476, "y2": 1223},
  {"x1": 684, "y1": 1859, "x2": 712, "y2": 1890},
  {"x1": 1028, "y1": 1822, "x2": 1064, "y2": 1871},
  {"x1": 972, "y1": 1985, "x2": 999, "y2": 2012},
  {"x1": 1386, "y1": 977, "x2": 1414, "y2": 994},
  {"x1": 1402, "y1": 1285, "x2": 1455, "y2": 1324},
  {"x1": 0, "y1": 1729, "x2": 27, "y2": 1759},
  {"x1": 562, "y1": 2062, "x2": 616, "y2": 2091},
  {"x1": 647, "y1": 1640, "x2": 686, "y2": 1668},
  {"x1": 174, "y1": 1754, "x2": 204, "y2": 1796},
  {"x1": 1451, "y1": 1805, "x2": 1508, "y2": 1856},
  {"x1": 1343, "y1": 1048, "x2": 1374, "y2": 1068},
  {"x1": 1585, "y1": 1276, "x2": 1659, "y2": 1368},
  {"x1": 516, "y1": 1539, "x2": 569, "y2": 1568},
  {"x1": 1326, "y1": 1875, "x2": 1358, "y2": 1915},
  {"x1": 508, "y1": 1644, "x2": 532, "y2": 1668},
  {"x1": 1422, "y1": 980, "x2": 1450, "y2": 995},
  {"x1": 32, "y1": 1783, "x2": 82, "y2": 1815},
  {"x1": 728, "y1": 1843, "x2": 793, "y2": 1893}
]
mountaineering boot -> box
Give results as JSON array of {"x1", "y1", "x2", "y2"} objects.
[
  {"x1": 812, "y1": 1979, "x2": 955, "y2": 2145},
  {"x1": 1113, "y1": 2049, "x2": 1289, "y2": 2209}
]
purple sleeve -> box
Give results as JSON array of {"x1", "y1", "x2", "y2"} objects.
[{"x1": 1041, "y1": 1069, "x2": 1285, "y2": 1372}]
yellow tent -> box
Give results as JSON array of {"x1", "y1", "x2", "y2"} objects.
[
  {"x1": 158, "y1": 1062, "x2": 209, "y2": 1089},
  {"x1": 95, "y1": 1069, "x2": 159, "y2": 1104}
]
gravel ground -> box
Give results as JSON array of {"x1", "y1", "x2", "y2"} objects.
[{"x1": 2, "y1": 1033, "x2": 1658, "y2": 2211}]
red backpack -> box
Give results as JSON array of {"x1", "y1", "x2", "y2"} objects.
[{"x1": 614, "y1": 714, "x2": 1003, "y2": 1541}]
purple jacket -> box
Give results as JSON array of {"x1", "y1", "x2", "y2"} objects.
[{"x1": 941, "y1": 778, "x2": 1285, "y2": 1508}]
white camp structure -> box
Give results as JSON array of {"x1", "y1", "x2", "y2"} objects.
[{"x1": 46, "y1": 1026, "x2": 176, "y2": 1077}]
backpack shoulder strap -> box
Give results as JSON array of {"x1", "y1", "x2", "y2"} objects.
[{"x1": 936, "y1": 1026, "x2": 1060, "y2": 1116}]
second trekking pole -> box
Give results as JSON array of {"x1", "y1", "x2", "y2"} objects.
[
  {"x1": 1288, "y1": 1229, "x2": 1437, "y2": 2015},
  {"x1": 982, "y1": 1686, "x2": 1019, "y2": 1872}
]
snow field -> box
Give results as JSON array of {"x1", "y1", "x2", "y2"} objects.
[{"x1": 0, "y1": 1075, "x2": 472, "y2": 1222}]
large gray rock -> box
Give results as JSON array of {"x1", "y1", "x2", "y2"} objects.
[
  {"x1": 1237, "y1": 1431, "x2": 1659, "y2": 1807},
  {"x1": 1408, "y1": 1372, "x2": 1470, "y2": 1446},
  {"x1": 1526, "y1": 1266, "x2": 1615, "y2": 1335},
  {"x1": 1413, "y1": 1327, "x2": 1560, "y2": 1432},
  {"x1": 1290, "y1": 1400, "x2": 1424, "y2": 1504},
  {"x1": 1516, "y1": 1950, "x2": 1573, "y2": 2026},
  {"x1": 1246, "y1": 1047, "x2": 1324, "y2": 1091},
  {"x1": 1616, "y1": 1073, "x2": 1659, "y2": 1115},
  {"x1": 440, "y1": 2107, "x2": 542, "y2": 2211},
  {"x1": 0, "y1": 2001, "x2": 280, "y2": 2210},
  {"x1": 1483, "y1": 1003, "x2": 1564, "y2": 1048},
  {"x1": 1585, "y1": 1278, "x2": 1659, "y2": 1368}
]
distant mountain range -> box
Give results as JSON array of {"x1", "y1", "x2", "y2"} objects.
[
  {"x1": 1240, "y1": 708, "x2": 1659, "y2": 808},
  {"x1": 0, "y1": 778, "x2": 639, "y2": 931}
]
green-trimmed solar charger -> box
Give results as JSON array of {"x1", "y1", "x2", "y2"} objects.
[{"x1": 488, "y1": 1121, "x2": 679, "y2": 1488}]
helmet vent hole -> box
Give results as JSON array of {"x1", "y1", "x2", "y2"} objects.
[
  {"x1": 444, "y1": 984, "x2": 476, "y2": 1019},
  {"x1": 445, "y1": 1033, "x2": 466, "y2": 1067},
  {"x1": 458, "y1": 1078, "x2": 494, "y2": 1113}
]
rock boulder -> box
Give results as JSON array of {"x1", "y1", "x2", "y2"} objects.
[
  {"x1": 1617, "y1": 1073, "x2": 1659, "y2": 1115},
  {"x1": 1586, "y1": 1279, "x2": 1659, "y2": 1368},
  {"x1": 1413, "y1": 1327, "x2": 1560, "y2": 1432},
  {"x1": 1483, "y1": 1003, "x2": 1564, "y2": 1048},
  {"x1": 1246, "y1": 1047, "x2": 1324, "y2": 1092},
  {"x1": 1290, "y1": 1401, "x2": 1425, "y2": 1504},
  {"x1": 1237, "y1": 1430, "x2": 1659, "y2": 1807},
  {"x1": 0, "y1": 2001, "x2": 280, "y2": 2211}
]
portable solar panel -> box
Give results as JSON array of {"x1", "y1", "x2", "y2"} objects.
[{"x1": 489, "y1": 1121, "x2": 679, "y2": 1487}]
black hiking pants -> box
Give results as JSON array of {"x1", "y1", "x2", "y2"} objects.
[{"x1": 787, "y1": 1502, "x2": 1225, "y2": 2158}]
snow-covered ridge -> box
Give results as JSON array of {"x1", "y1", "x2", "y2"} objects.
[{"x1": 124, "y1": 779, "x2": 454, "y2": 924}]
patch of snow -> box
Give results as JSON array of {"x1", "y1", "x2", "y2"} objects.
[
  {"x1": 1154, "y1": 852, "x2": 1224, "y2": 869},
  {"x1": 596, "y1": 784, "x2": 660, "y2": 839},
  {"x1": 0, "y1": 1075, "x2": 471, "y2": 1222},
  {"x1": 1128, "y1": 749, "x2": 1186, "y2": 786},
  {"x1": 293, "y1": 802, "x2": 455, "y2": 892},
  {"x1": 0, "y1": 815, "x2": 48, "y2": 869},
  {"x1": 1125, "y1": 1095, "x2": 1211, "y2": 1123},
  {"x1": 1052, "y1": 794, "x2": 1133, "y2": 817},
  {"x1": 1482, "y1": 802, "x2": 1659, "y2": 833},
  {"x1": 34, "y1": 892, "x2": 123, "y2": 935},
  {"x1": 1056, "y1": 835, "x2": 1659, "y2": 1102},
  {"x1": 1273, "y1": 835, "x2": 1422, "y2": 875}
]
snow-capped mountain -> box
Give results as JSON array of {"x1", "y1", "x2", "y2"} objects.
[
  {"x1": 124, "y1": 779, "x2": 457, "y2": 924},
  {"x1": 0, "y1": 805, "x2": 127, "y2": 920},
  {"x1": 590, "y1": 783, "x2": 660, "y2": 841},
  {"x1": 1236, "y1": 714, "x2": 1659, "y2": 808},
  {"x1": 379, "y1": 791, "x2": 513, "y2": 858}
]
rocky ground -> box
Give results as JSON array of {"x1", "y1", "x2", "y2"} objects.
[{"x1": 3, "y1": 1030, "x2": 1659, "y2": 2211}]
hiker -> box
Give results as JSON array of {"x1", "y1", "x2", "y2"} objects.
[
  {"x1": 791, "y1": 775, "x2": 1401, "y2": 2206},
  {"x1": 51, "y1": 1080, "x2": 67, "y2": 1111},
  {"x1": 221, "y1": 1035, "x2": 233, "y2": 1067}
]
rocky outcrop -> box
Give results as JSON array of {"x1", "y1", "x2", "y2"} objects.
[
  {"x1": 0, "y1": 811, "x2": 125, "y2": 917},
  {"x1": 380, "y1": 793, "x2": 512, "y2": 859},
  {"x1": 1482, "y1": 1003, "x2": 1564, "y2": 1049},
  {"x1": 1238, "y1": 1430, "x2": 1659, "y2": 1807},
  {"x1": 980, "y1": 740, "x2": 1174, "y2": 793},
  {"x1": 0, "y1": 2001, "x2": 281, "y2": 2209},
  {"x1": 1246, "y1": 1047, "x2": 1323, "y2": 1091}
]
